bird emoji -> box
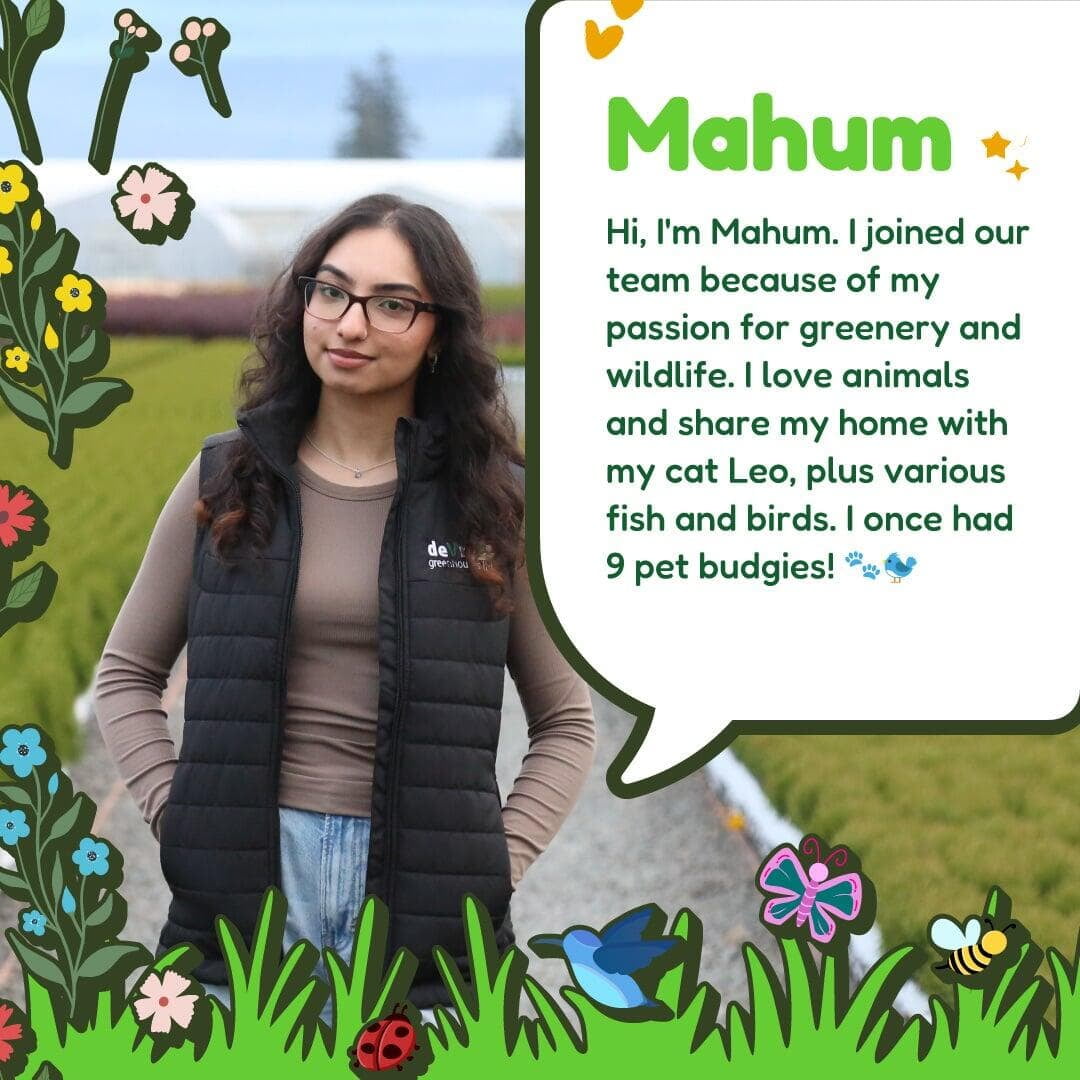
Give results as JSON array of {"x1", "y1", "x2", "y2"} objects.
[
  {"x1": 529, "y1": 904, "x2": 680, "y2": 1013},
  {"x1": 884, "y1": 552, "x2": 917, "y2": 583}
]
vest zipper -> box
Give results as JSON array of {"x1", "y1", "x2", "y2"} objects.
[
  {"x1": 383, "y1": 419, "x2": 414, "y2": 922},
  {"x1": 269, "y1": 477, "x2": 302, "y2": 891}
]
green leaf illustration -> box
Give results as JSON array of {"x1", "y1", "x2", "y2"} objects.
[
  {"x1": 0, "y1": 784, "x2": 33, "y2": 807},
  {"x1": 33, "y1": 288, "x2": 45, "y2": 339},
  {"x1": 29, "y1": 231, "x2": 65, "y2": 279},
  {"x1": 78, "y1": 941, "x2": 146, "y2": 980},
  {"x1": 5, "y1": 564, "x2": 43, "y2": 609},
  {"x1": 83, "y1": 892, "x2": 115, "y2": 929},
  {"x1": 7, "y1": 932, "x2": 67, "y2": 989},
  {"x1": 0, "y1": 377, "x2": 48, "y2": 425},
  {"x1": 0, "y1": 559, "x2": 55, "y2": 638},
  {"x1": 60, "y1": 378, "x2": 127, "y2": 416},
  {"x1": 65, "y1": 328, "x2": 96, "y2": 367},
  {"x1": 32, "y1": 1062, "x2": 63, "y2": 1080},
  {"x1": 0, "y1": 0, "x2": 62, "y2": 162},
  {"x1": 0, "y1": 223, "x2": 14, "y2": 243},
  {"x1": 49, "y1": 851, "x2": 62, "y2": 898},
  {"x1": 0, "y1": 867, "x2": 30, "y2": 900},
  {"x1": 24, "y1": 0, "x2": 52, "y2": 38},
  {"x1": 44, "y1": 792, "x2": 87, "y2": 846}
]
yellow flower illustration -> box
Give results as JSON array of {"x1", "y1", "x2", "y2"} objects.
[
  {"x1": 4, "y1": 346, "x2": 30, "y2": 374},
  {"x1": 43, "y1": 323, "x2": 59, "y2": 350},
  {"x1": 0, "y1": 164, "x2": 29, "y2": 214},
  {"x1": 0, "y1": 246, "x2": 11, "y2": 275},
  {"x1": 30, "y1": 209, "x2": 41, "y2": 231},
  {"x1": 55, "y1": 273, "x2": 93, "y2": 314}
]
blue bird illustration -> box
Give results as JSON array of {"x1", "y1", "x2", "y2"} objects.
[
  {"x1": 884, "y1": 552, "x2": 917, "y2": 583},
  {"x1": 529, "y1": 905, "x2": 679, "y2": 1011}
]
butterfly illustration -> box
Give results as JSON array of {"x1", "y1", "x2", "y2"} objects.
[{"x1": 757, "y1": 835, "x2": 865, "y2": 945}]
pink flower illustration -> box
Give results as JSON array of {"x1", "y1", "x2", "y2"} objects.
[
  {"x1": 114, "y1": 165, "x2": 179, "y2": 231},
  {"x1": 0, "y1": 485, "x2": 35, "y2": 548},
  {"x1": 132, "y1": 970, "x2": 199, "y2": 1033}
]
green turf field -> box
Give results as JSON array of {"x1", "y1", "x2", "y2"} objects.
[
  {"x1": 1, "y1": 338, "x2": 242, "y2": 756},
  {"x1": 481, "y1": 283, "x2": 525, "y2": 313}
]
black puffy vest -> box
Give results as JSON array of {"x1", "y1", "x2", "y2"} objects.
[{"x1": 156, "y1": 397, "x2": 514, "y2": 1007}]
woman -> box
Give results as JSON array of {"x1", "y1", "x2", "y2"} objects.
[{"x1": 94, "y1": 194, "x2": 596, "y2": 1013}]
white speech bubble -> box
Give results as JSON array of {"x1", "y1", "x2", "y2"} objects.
[{"x1": 534, "y1": 0, "x2": 1080, "y2": 792}]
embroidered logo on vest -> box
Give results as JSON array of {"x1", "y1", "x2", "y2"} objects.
[{"x1": 426, "y1": 538, "x2": 469, "y2": 570}]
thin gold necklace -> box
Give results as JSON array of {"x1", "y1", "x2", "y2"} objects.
[{"x1": 303, "y1": 434, "x2": 396, "y2": 479}]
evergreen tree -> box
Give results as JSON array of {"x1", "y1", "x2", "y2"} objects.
[
  {"x1": 336, "y1": 51, "x2": 416, "y2": 158},
  {"x1": 491, "y1": 99, "x2": 525, "y2": 158}
]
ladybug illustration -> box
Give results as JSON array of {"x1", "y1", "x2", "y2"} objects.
[{"x1": 350, "y1": 1004, "x2": 417, "y2": 1073}]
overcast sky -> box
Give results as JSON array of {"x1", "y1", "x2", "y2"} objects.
[{"x1": 13, "y1": 0, "x2": 532, "y2": 159}]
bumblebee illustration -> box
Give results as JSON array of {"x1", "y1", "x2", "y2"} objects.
[{"x1": 930, "y1": 915, "x2": 1016, "y2": 977}]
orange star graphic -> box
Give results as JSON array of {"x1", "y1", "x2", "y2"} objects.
[
  {"x1": 981, "y1": 131, "x2": 1010, "y2": 158},
  {"x1": 1006, "y1": 160, "x2": 1029, "y2": 181}
]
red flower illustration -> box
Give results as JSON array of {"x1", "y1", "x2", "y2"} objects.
[
  {"x1": 0, "y1": 1001, "x2": 23, "y2": 1062},
  {"x1": 0, "y1": 485, "x2": 35, "y2": 547}
]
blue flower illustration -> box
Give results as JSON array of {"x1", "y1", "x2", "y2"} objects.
[
  {"x1": 0, "y1": 809, "x2": 29, "y2": 846},
  {"x1": 0, "y1": 726, "x2": 47, "y2": 778},
  {"x1": 21, "y1": 909, "x2": 46, "y2": 936},
  {"x1": 72, "y1": 836, "x2": 111, "y2": 877}
]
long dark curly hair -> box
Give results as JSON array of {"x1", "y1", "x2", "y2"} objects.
[{"x1": 195, "y1": 193, "x2": 525, "y2": 614}]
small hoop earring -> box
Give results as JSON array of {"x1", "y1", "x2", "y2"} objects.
[{"x1": 428, "y1": 352, "x2": 439, "y2": 373}]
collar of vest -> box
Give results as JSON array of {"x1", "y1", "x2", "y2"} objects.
[{"x1": 235, "y1": 389, "x2": 451, "y2": 487}]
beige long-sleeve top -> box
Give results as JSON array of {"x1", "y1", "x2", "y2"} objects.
[{"x1": 94, "y1": 451, "x2": 595, "y2": 888}]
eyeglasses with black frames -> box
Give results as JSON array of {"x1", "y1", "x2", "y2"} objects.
[{"x1": 298, "y1": 276, "x2": 439, "y2": 334}]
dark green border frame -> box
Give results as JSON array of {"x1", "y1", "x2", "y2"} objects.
[{"x1": 524, "y1": 0, "x2": 1079, "y2": 800}]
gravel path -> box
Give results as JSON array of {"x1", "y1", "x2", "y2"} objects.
[{"x1": 0, "y1": 662, "x2": 778, "y2": 1014}]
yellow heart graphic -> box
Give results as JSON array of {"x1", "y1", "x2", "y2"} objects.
[
  {"x1": 611, "y1": 0, "x2": 644, "y2": 19},
  {"x1": 585, "y1": 19, "x2": 623, "y2": 59}
]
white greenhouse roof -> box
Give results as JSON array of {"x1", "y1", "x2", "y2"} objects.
[
  {"x1": 32, "y1": 159, "x2": 524, "y2": 213},
  {"x1": 30, "y1": 160, "x2": 525, "y2": 286}
]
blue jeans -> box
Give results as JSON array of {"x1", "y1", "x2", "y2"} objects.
[
  {"x1": 202, "y1": 807, "x2": 371, "y2": 1024},
  {"x1": 202, "y1": 807, "x2": 444, "y2": 1025}
]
